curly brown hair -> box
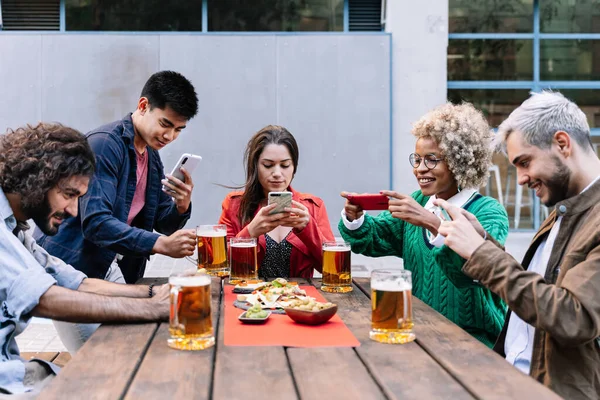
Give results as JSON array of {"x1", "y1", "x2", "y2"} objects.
[
  {"x1": 0, "y1": 123, "x2": 95, "y2": 208},
  {"x1": 412, "y1": 102, "x2": 493, "y2": 189}
]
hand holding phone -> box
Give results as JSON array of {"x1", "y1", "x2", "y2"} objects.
[
  {"x1": 345, "y1": 193, "x2": 389, "y2": 210},
  {"x1": 164, "y1": 153, "x2": 202, "y2": 189},
  {"x1": 267, "y1": 191, "x2": 292, "y2": 215}
]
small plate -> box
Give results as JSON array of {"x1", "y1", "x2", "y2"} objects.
[
  {"x1": 238, "y1": 311, "x2": 272, "y2": 324},
  {"x1": 233, "y1": 281, "x2": 268, "y2": 294},
  {"x1": 284, "y1": 305, "x2": 338, "y2": 325}
]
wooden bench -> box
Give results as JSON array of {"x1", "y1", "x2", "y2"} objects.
[{"x1": 20, "y1": 352, "x2": 71, "y2": 367}]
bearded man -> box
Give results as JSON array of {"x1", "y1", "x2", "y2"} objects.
[{"x1": 436, "y1": 91, "x2": 600, "y2": 400}]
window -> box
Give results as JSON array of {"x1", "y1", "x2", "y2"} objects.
[
  {"x1": 65, "y1": 0, "x2": 203, "y2": 31},
  {"x1": 208, "y1": 0, "x2": 344, "y2": 32},
  {"x1": 449, "y1": 0, "x2": 600, "y2": 229}
]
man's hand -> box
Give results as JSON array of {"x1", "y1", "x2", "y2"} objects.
[
  {"x1": 340, "y1": 192, "x2": 364, "y2": 222},
  {"x1": 380, "y1": 190, "x2": 441, "y2": 235},
  {"x1": 151, "y1": 283, "x2": 170, "y2": 321},
  {"x1": 153, "y1": 229, "x2": 196, "y2": 258},
  {"x1": 435, "y1": 199, "x2": 486, "y2": 259},
  {"x1": 162, "y1": 167, "x2": 193, "y2": 214},
  {"x1": 246, "y1": 204, "x2": 287, "y2": 238},
  {"x1": 280, "y1": 200, "x2": 310, "y2": 232}
]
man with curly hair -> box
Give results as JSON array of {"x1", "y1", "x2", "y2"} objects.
[
  {"x1": 339, "y1": 102, "x2": 509, "y2": 348},
  {"x1": 0, "y1": 123, "x2": 170, "y2": 396},
  {"x1": 35, "y1": 71, "x2": 199, "y2": 353},
  {"x1": 438, "y1": 91, "x2": 600, "y2": 400}
]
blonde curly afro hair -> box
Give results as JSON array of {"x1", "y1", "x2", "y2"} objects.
[{"x1": 411, "y1": 102, "x2": 493, "y2": 189}]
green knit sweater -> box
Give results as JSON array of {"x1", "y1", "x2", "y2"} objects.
[{"x1": 339, "y1": 191, "x2": 509, "y2": 348}]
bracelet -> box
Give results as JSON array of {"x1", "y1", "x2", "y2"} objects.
[
  {"x1": 148, "y1": 283, "x2": 155, "y2": 298},
  {"x1": 483, "y1": 231, "x2": 487, "y2": 240}
]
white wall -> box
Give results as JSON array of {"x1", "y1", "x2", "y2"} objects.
[{"x1": 386, "y1": 0, "x2": 448, "y2": 193}]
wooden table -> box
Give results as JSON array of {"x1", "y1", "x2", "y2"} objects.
[{"x1": 39, "y1": 277, "x2": 561, "y2": 400}]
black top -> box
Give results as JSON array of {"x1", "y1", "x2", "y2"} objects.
[{"x1": 259, "y1": 233, "x2": 292, "y2": 278}]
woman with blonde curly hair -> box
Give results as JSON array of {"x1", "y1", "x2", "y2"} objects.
[{"x1": 339, "y1": 102, "x2": 509, "y2": 347}]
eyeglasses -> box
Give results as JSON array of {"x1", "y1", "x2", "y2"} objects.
[{"x1": 408, "y1": 153, "x2": 444, "y2": 170}]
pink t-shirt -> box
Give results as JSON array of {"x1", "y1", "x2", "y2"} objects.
[{"x1": 127, "y1": 148, "x2": 148, "y2": 225}]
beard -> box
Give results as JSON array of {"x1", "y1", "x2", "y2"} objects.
[
  {"x1": 542, "y1": 156, "x2": 571, "y2": 207},
  {"x1": 22, "y1": 194, "x2": 70, "y2": 236}
]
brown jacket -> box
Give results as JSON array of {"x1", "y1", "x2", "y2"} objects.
[{"x1": 463, "y1": 180, "x2": 600, "y2": 400}]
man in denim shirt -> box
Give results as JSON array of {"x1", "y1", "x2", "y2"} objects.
[
  {"x1": 35, "y1": 71, "x2": 199, "y2": 353},
  {"x1": 0, "y1": 124, "x2": 169, "y2": 395}
]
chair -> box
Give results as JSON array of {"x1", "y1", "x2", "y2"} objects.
[{"x1": 487, "y1": 165, "x2": 503, "y2": 206}]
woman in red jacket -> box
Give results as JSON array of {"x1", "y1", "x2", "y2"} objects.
[{"x1": 219, "y1": 125, "x2": 334, "y2": 279}]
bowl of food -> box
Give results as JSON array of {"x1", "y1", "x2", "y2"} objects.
[
  {"x1": 238, "y1": 303, "x2": 271, "y2": 324},
  {"x1": 283, "y1": 300, "x2": 337, "y2": 325}
]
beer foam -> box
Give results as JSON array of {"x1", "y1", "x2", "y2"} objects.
[
  {"x1": 372, "y1": 280, "x2": 412, "y2": 292},
  {"x1": 324, "y1": 246, "x2": 351, "y2": 252},
  {"x1": 197, "y1": 230, "x2": 226, "y2": 237},
  {"x1": 230, "y1": 242, "x2": 256, "y2": 248},
  {"x1": 169, "y1": 274, "x2": 211, "y2": 287}
]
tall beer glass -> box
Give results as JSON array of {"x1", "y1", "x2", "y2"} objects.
[
  {"x1": 168, "y1": 272, "x2": 215, "y2": 350},
  {"x1": 196, "y1": 225, "x2": 228, "y2": 276},
  {"x1": 229, "y1": 238, "x2": 258, "y2": 285},
  {"x1": 370, "y1": 269, "x2": 415, "y2": 344},
  {"x1": 321, "y1": 240, "x2": 352, "y2": 293}
]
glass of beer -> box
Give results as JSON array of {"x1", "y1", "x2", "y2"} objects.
[
  {"x1": 168, "y1": 271, "x2": 215, "y2": 351},
  {"x1": 321, "y1": 240, "x2": 352, "y2": 293},
  {"x1": 228, "y1": 238, "x2": 258, "y2": 285},
  {"x1": 196, "y1": 225, "x2": 228, "y2": 276},
  {"x1": 370, "y1": 269, "x2": 415, "y2": 344}
]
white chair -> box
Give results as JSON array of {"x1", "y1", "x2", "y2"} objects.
[{"x1": 487, "y1": 165, "x2": 503, "y2": 206}]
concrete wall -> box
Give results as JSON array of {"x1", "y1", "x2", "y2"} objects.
[
  {"x1": 386, "y1": 0, "x2": 448, "y2": 193},
  {"x1": 0, "y1": 33, "x2": 391, "y2": 234}
]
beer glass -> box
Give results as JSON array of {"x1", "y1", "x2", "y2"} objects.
[
  {"x1": 370, "y1": 269, "x2": 415, "y2": 344},
  {"x1": 321, "y1": 240, "x2": 352, "y2": 293},
  {"x1": 196, "y1": 225, "x2": 228, "y2": 276},
  {"x1": 228, "y1": 238, "x2": 258, "y2": 285},
  {"x1": 168, "y1": 272, "x2": 215, "y2": 350}
]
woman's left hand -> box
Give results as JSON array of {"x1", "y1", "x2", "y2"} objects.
[
  {"x1": 380, "y1": 190, "x2": 441, "y2": 234},
  {"x1": 280, "y1": 200, "x2": 310, "y2": 232}
]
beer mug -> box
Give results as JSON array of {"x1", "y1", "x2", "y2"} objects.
[
  {"x1": 321, "y1": 240, "x2": 352, "y2": 293},
  {"x1": 370, "y1": 269, "x2": 415, "y2": 344},
  {"x1": 228, "y1": 238, "x2": 258, "y2": 285},
  {"x1": 196, "y1": 225, "x2": 228, "y2": 276},
  {"x1": 168, "y1": 272, "x2": 215, "y2": 350}
]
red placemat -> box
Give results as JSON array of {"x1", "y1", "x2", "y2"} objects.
[{"x1": 223, "y1": 285, "x2": 361, "y2": 347}]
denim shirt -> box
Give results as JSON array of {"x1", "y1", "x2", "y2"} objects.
[
  {"x1": 35, "y1": 114, "x2": 191, "y2": 283},
  {"x1": 0, "y1": 188, "x2": 86, "y2": 394}
]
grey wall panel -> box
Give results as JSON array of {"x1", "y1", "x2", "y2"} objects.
[
  {"x1": 277, "y1": 35, "x2": 391, "y2": 233},
  {"x1": 40, "y1": 35, "x2": 160, "y2": 133},
  {"x1": 0, "y1": 35, "x2": 42, "y2": 131},
  {"x1": 0, "y1": 33, "x2": 390, "y2": 239},
  {"x1": 159, "y1": 35, "x2": 279, "y2": 228}
]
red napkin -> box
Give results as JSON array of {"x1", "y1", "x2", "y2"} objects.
[{"x1": 223, "y1": 285, "x2": 360, "y2": 347}]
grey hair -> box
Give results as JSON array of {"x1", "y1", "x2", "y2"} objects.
[{"x1": 495, "y1": 90, "x2": 593, "y2": 152}]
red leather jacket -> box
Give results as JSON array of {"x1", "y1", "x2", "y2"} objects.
[{"x1": 218, "y1": 187, "x2": 335, "y2": 278}]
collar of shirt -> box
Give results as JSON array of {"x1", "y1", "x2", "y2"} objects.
[
  {"x1": 0, "y1": 187, "x2": 18, "y2": 234},
  {"x1": 423, "y1": 188, "x2": 478, "y2": 215}
]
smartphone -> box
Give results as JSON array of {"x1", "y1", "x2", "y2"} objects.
[
  {"x1": 439, "y1": 207, "x2": 452, "y2": 221},
  {"x1": 267, "y1": 191, "x2": 292, "y2": 215},
  {"x1": 346, "y1": 194, "x2": 389, "y2": 210},
  {"x1": 165, "y1": 153, "x2": 202, "y2": 186}
]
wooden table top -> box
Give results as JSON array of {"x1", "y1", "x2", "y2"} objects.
[{"x1": 38, "y1": 277, "x2": 561, "y2": 400}]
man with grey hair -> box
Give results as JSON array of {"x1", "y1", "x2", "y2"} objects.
[{"x1": 434, "y1": 91, "x2": 600, "y2": 400}]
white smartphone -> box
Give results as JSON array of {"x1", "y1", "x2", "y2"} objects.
[
  {"x1": 267, "y1": 191, "x2": 292, "y2": 215},
  {"x1": 166, "y1": 153, "x2": 202, "y2": 184}
]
